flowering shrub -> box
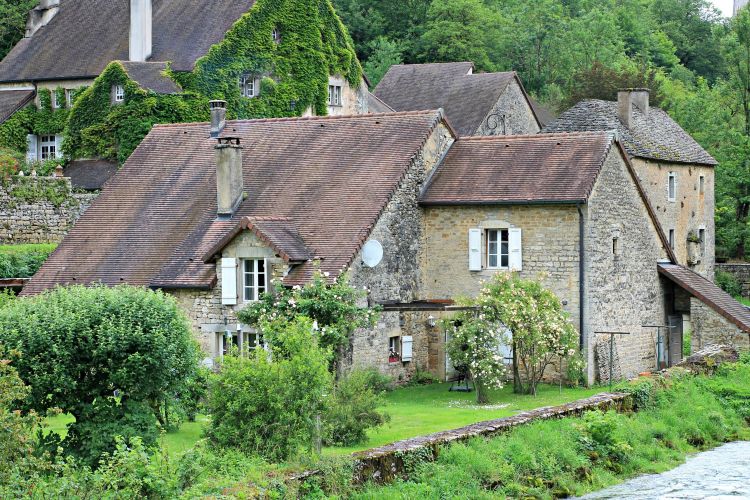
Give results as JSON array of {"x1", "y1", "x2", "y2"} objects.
[
  {"x1": 0, "y1": 147, "x2": 19, "y2": 179},
  {"x1": 477, "y1": 273, "x2": 579, "y2": 395},
  {"x1": 237, "y1": 270, "x2": 379, "y2": 363}
]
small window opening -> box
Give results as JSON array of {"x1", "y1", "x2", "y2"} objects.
[
  {"x1": 65, "y1": 89, "x2": 73, "y2": 108},
  {"x1": 669, "y1": 229, "x2": 675, "y2": 249},
  {"x1": 699, "y1": 175, "x2": 705, "y2": 195},
  {"x1": 272, "y1": 28, "x2": 281, "y2": 43},
  {"x1": 113, "y1": 85, "x2": 125, "y2": 103},
  {"x1": 240, "y1": 74, "x2": 257, "y2": 98},
  {"x1": 699, "y1": 228, "x2": 706, "y2": 255},
  {"x1": 51, "y1": 92, "x2": 60, "y2": 109},
  {"x1": 668, "y1": 172, "x2": 676, "y2": 201},
  {"x1": 388, "y1": 336, "x2": 401, "y2": 363},
  {"x1": 613, "y1": 237, "x2": 620, "y2": 256},
  {"x1": 327, "y1": 85, "x2": 342, "y2": 107}
]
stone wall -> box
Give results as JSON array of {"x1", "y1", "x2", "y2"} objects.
[
  {"x1": 631, "y1": 158, "x2": 715, "y2": 279},
  {"x1": 716, "y1": 263, "x2": 750, "y2": 297},
  {"x1": 327, "y1": 76, "x2": 369, "y2": 116},
  {"x1": 0, "y1": 177, "x2": 97, "y2": 244},
  {"x1": 585, "y1": 149, "x2": 670, "y2": 382},
  {"x1": 690, "y1": 298, "x2": 749, "y2": 351},
  {"x1": 474, "y1": 79, "x2": 541, "y2": 136}
]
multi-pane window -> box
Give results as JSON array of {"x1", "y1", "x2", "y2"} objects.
[
  {"x1": 65, "y1": 89, "x2": 74, "y2": 108},
  {"x1": 668, "y1": 172, "x2": 676, "y2": 201},
  {"x1": 39, "y1": 135, "x2": 56, "y2": 160},
  {"x1": 240, "y1": 74, "x2": 257, "y2": 98},
  {"x1": 487, "y1": 229, "x2": 509, "y2": 269},
  {"x1": 51, "y1": 92, "x2": 60, "y2": 109},
  {"x1": 272, "y1": 28, "x2": 281, "y2": 43},
  {"x1": 327, "y1": 85, "x2": 342, "y2": 106},
  {"x1": 243, "y1": 259, "x2": 266, "y2": 302},
  {"x1": 388, "y1": 336, "x2": 401, "y2": 362},
  {"x1": 113, "y1": 85, "x2": 125, "y2": 103}
]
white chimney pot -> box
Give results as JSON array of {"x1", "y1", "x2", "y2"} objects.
[{"x1": 130, "y1": 0, "x2": 152, "y2": 62}]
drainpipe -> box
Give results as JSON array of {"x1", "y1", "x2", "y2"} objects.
[{"x1": 577, "y1": 204, "x2": 585, "y2": 351}]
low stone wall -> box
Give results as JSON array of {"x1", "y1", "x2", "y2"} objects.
[
  {"x1": 716, "y1": 263, "x2": 750, "y2": 297},
  {"x1": 0, "y1": 177, "x2": 96, "y2": 244},
  {"x1": 351, "y1": 392, "x2": 629, "y2": 484}
]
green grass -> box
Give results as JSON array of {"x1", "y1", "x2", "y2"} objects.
[
  {"x1": 0, "y1": 244, "x2": 58, "y2": 255},
  {"x1": 45, "y1": 382, "x2": 601, "y2": 459},
  {"x1": 0, "y1": 243, "x2": 57, "y2": 279},
  {"x1": 737, "y1": 296, "x2": 750, "y2": 307}
]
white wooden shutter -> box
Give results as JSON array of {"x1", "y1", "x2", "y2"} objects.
[
  {"x1": 509, "y1": 228, "x2": 523, "y2": 271},
  {"x1": 54, "y1": 135, "x2": 64, "y2": 159},
  {"x1": 469, "y1": 228, "x2": 482, "y2": 271},
  {"x1": 401, "y1": 336, "x2": 413, "y2": 362},
  {"x1": 26, "y1": 134, "x2": 38, "y2": 162},
  {"x1": 221, "y1": 258, "x2": 238, "y2": 305}
]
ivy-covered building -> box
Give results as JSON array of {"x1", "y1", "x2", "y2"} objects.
[{"x1": 0, "y1": 0, "x2": 367, "y2": 175}]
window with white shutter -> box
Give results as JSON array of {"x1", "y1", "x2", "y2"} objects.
[
  {"x1": 54, "y1": 135, "x2": 63, "y2": 159},
  {"x1": 469, "y1": 228, "x2": 482, "y2": 271},
  {"x1": 401, "y1": 336, "x2": 413, "y2": 362},
  {"x1": 26, "y1": 134, "x2": 38, "y2": 163},
  {"x1": 221, "y1": 258, "x2": 238, "y2": 305},
  {"x1": 509, "y1": 228, "x2": 523, "y2": 271}
]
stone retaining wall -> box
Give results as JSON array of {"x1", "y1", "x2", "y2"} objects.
[
  {"x1": 0, "y1": 177, "x2": 96, "y2": 244},
  {"x1": 716, "y1": 263, "x2": 750, "y2": 297}
]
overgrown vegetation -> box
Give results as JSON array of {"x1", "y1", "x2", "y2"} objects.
[
  {"x1": 0, "y1": 243, "x2": 56, "y2": 279},
  {"x1": 0, "y1": 285, "x2": 200, "y2": 466},
  {"x1": 716, "y1": 268, "x2": 744, "y2": 297}
]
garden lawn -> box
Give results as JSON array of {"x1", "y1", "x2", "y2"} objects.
[
  {"x1": 46, "y1": 383, "x2": 602, "y2": 458},
  {"x1": 0, "y1": 243, "x2": 57, "y2": 279}
]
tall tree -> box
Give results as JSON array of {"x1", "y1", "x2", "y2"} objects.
[{"x1": 0, "y1": 0, "x2": 36, "y2": 60}]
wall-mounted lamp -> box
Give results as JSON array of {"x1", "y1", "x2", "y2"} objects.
[{"x1": 427, "y1": 315, "x2": 437, "y2": 328}]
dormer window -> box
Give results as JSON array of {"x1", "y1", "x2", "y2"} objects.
[
  {"x1": 65, "y1": 89, "x2": 73, "y2": 108},
  {"x1": 113, "y1": 85, "x2": 125, "y2": 104},
  {"x1": 272, "y1": 28, "x2": 281, "y2": 44},
  {"x1": 327, "y1": 85, "x2": 342, "y2": 107},
  {"x1": 240, "y1": 74, "x2": 258, "y2": 99},
  {"x1": 242, "y1": 259, "x2": 267, "y2": 302}
]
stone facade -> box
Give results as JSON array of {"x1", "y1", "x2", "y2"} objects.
[
  {"x1": 0, "y1": 177, "x2": 96, "y2": 244},
  {"x1": 631, "y1": 158, "x2": 715, "y2": 279},
  {"x1": 690, "y1": 298, "x2": 749, "y2": 351},
  {"x1": 474, "y1": 79, "x2": 541, "y2": 136},
  {"x1": 326, "y1": 76, "x2": 369, "y2": 116},
  {"x1": 584, "y1": 149, "x2": 670, "y2": 382}
]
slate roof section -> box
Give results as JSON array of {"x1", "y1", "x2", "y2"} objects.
[
  {"x1": 367, "y1": 91, "x2": 395, "y2": 114},
  {"x1": 658, "y1": 263, "x2": 750, "y2": 332},
  {"x1": 529, "y1": 96, "x2": 555, "y2": 128},
  {"x1": 374, "y1": 62, "x2": 534, "y2": 136},
  {"x1": 543, "y1": 100, "x2": 717, "y2": 166},
  {"x1": 0, "y1": 89, "x2": 34, "y2": 124},
  {"x1": 0, "y1": 0, "x2": 255, "y2": 83},
  {"x1": 24, "y1": 110, "x2": 447, "y2": 294},
  {"x1": 120, "y1": 61, "x2": 181, "y2": 94},
  {"x1": 420, "y1": 132, "x2": 615, "y2": 205},
  {"x1": 65, "y1": 159, "x2": 118, "y2": 191}
]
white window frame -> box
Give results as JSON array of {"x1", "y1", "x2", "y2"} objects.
[
  {"x1": 240, "y1": 74, "x2": 258, "y2": 98},
  {"x1": 486, "y1": 228, "x2": 510, "y2": 269},
  {"x1": 272, "y1": 28, "x2": 281, "y2": 43},
  {"x1": 242, "y1": 258, "x2": 267, "y2": 303},
  {"x1": 327, "y1": 85, "x2": 342, "y2": 107},
  {"x1": 113, "y1": 85, "x2": 125, "y2": 103},
  {"x1": 388, "y1": 336, "x2": 401, "y2": 362},
  {"x1": 669, "y1": 229, "x2": 675, "y2": 250},
  {"x1": 65, "y1": 89, "x2": 73, "y2": 108},
  {"x1": 51, "y1": 92, "x2": 60, "y2": 110},
  {"x1": 668, "y1": 172, "x2": 677, "y2": 202},
  {"x1": 38, "y1": 134, "x2": 57, "y2": 160}
]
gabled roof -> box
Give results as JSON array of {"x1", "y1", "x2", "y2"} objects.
[
  {"x1": 65, "y1": 159, "x2": 118, "y2": 191},
  {"x1": 374, "y1": 62, "x2": 540, "y2": 136},
  {"x1": 0, "y1": 0, "x2": 256, "y2": 83},
  {"x1": 0, "y1": 89, "x2": 34, "y2": 124},
  {"x1": 659, "y1": 263, "x2": 750, "y2": 332},
  {"x1": 543, "y1": 100, "x2": 717, "y2": 166},
  {"x1": 420, "y1": 132, "x2": 615, "y2": 205},
  {"x1": 367, "y1": 91, "x2": 395, "y2": 114},
  {"x1": 23, "y1": 110, "x2": 448, "y2": 294},
  {"x1": 201, "y1": 217, "x2": 312, "y2": 264},
  {"x1": 120, "y1": 62, "x2": 182, "y2": 94}
]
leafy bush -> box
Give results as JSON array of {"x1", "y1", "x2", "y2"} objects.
[
  {"x1": 0, "y1": 288, "x2": 15, "y2": 309},
  {"x1": 0, "y1": 147, "x2": 20, "y2": 178},
  {"x1": 358, "y1": 367, "x2": 396, "y2": 393},
  {"x1": 716, "y1": 269, "x2": 743, "y2": 297},
  {"x1": 576, "y1": 411, "x2": 633, "y2": 470},
  {"x1": 323, "y1": 369, "x2": 390, "y2": 447},
  {"x1": 0, "y1": 285, "x2": 199, "y2": 466},
  {"x1": 0, "y1": 244, "x2": 57, "y2": 279},
  {"x1": 407, "y1": 365, "x2": 440, "y2": 386},
  {"x1": 206, "y1": 317, "x2": 332, "y2": 461}
]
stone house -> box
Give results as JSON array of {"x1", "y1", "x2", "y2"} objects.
[
  {"x1": 24, "y1": 101, "x2": 750, "y2": 383},
  {"x1": 0, "y1": 0, "x2": 369, "y2": 179},
  {"x1": 373, "y1": 62, "x2": 545, "y2": 137}
]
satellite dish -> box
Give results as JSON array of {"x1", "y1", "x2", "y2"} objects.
[{"x1": 362, "y1": 239, "x2": 384, "y2": 268}]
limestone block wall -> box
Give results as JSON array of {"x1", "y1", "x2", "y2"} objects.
[
  {"x1": 0, "y1": 177, "x2": 97, "y2": 244},
  {"x1": 327, "y1": 76, "x2": 369, "y2": 116},
  {"x1": 631, "y1": 158, "x2": 715, "y2": 279},
  {"x1": 690, "y1": 298, "x2": 749, "y2": 351},
  {"x1": 474, "y1": 79, "x2": 541, "y2": 136},
  {"x1": 585, "y1": 149, "x2": 670, "y2": 382}
]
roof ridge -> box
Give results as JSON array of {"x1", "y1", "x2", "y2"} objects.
[{"x1": 457, "y1": 131, "x2": 610, "y2": 142}]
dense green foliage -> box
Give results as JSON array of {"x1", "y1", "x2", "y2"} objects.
[
  {"x1": 0, "y1": 0, "x2": 36, "y2": 60},
  {"x1": 0, "y1": 285, "x2": 199, "y2": 466},
  {"x1": 716, "y1": 268, "x2": 744, "y2": 297},
  {"x1": 0, "y1": 243, "x2": 56, "y2": 279},
  {"x1": 238, "y1": 271, "x2": 379, "y2": 363},
  {"x1": 205, "y1": 317, "x2": 332, "y2": 461},
  {"x1": 354, "y1": 363, "x2": 750, "y2": 499}
]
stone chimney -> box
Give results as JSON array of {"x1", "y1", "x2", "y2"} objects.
[
  {"x1": 617, "y1": 88, "x2": 650, "y2": 128},
  {"x1": 25, "y1": 0, "x2": 60, "y2": 38},
  {"x1": 215, "y1": 137, "x2": 244, "y2": 218},
  {"x1": 129, "y1": 0, "x2": 152, "y2": 62},
  {"x1": 209, "y1": 100, "x2": 227, "y2": 138}
]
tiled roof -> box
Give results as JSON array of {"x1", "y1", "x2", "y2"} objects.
[
  {"x1": 543, "y1": 100, "x2": 717, "y2": 166},
  {"x1": 528, "y1": 96, "x2": 555, "y2": 127},
  {"x1": 0, "y1": 89, "x2": 34, "y2": 124},
  {"x1": 65, "y1": 159, "x2": 118, "y2": 191},
  {"x1": 374, "y1": 62, "x2": 524, "y2": 136},
  {"x1": 420, "y1": 132, "x2": 615, "y2": 205},
  {"x1": 658, "y1": 263, "x2": 750, "y2": 332},
  {"x1": 120, "y1": 62, "x2": 182, "y2": 94},
  {"x1": 0, "y1": 0, "x2": 255, "y2": 83},
  {"x1": 24, "y1": 110, "x2": 446, "y2": 294},
  {"x1": 367, "y1": 91, "x2": 395, "y2": 114}
]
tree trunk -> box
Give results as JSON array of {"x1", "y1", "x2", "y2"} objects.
[
  {"x1": 512, "y1": 342, "x2": 523, "y2": 394},
  {"x1": 476, "y1": 380, "x2": 489, "y2": 404}
]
